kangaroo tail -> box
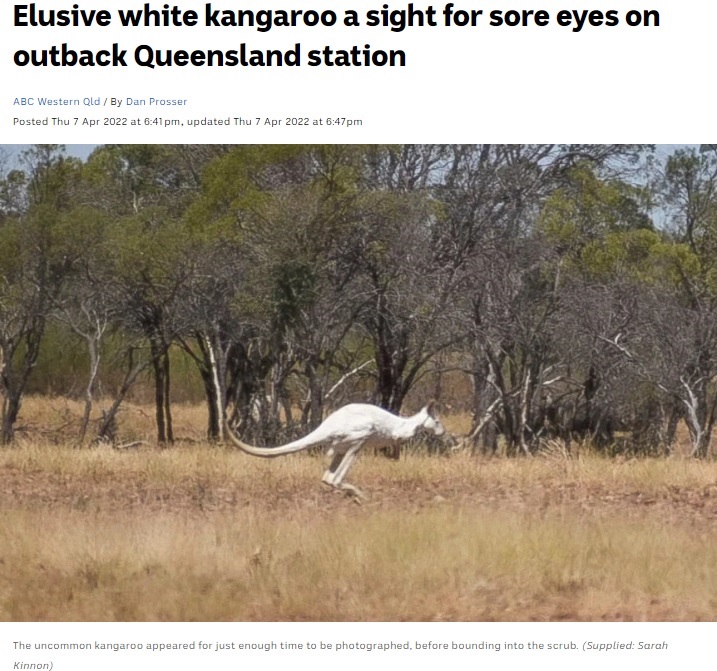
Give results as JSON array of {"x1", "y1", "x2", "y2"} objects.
[{"x1": 224, "y1": 420, "x2": 312, "y2": 457}]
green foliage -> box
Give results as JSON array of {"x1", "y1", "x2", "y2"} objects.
[
  {"x1": 539, "y1": 163, "x2": 652, "y2": 247},
  {"x1": 578, "y1": 229, "x2": 697, "y2": 285},
  {"x1": 664, "y1": 149, "x2": 717, "y2": 278},
  {"x1": 186, "y1": 145, "x2": 307, "y2": 235},
  {"x1": 5, "y1": 144, "x2": 717, "y2": 454},
  {"x1": 270, "y1": 259, "x2": 317, "y2": 331}
]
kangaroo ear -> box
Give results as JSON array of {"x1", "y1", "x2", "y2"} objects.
[{"x1": 425, "y1": 399, "x2": 437, "y2": 418}]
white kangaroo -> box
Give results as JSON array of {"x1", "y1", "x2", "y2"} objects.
[{"x1": 225, "y1": 402, "x2": 446, "y2": 498}]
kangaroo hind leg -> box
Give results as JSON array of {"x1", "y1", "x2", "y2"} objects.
[{"x1": 322, "y1": 442, "x2": 364, "y2": 499}]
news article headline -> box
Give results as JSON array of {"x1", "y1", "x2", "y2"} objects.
[{"x1": 12, "y1": 1, "x2": 660, "y2": 68}]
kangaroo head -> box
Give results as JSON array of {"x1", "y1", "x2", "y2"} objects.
[{"x1": 420, "y1": 400, "x2": 446, "y2": 436}]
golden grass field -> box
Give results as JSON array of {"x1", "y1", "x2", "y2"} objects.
[{"x1": 2, "y1": 397, "x2": 717, "y2": 622}]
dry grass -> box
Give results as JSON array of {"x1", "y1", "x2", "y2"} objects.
[
  {"x1": 3, "y1": 491, "x2": 717, "y2": 622},
  {"x1": 2, "y1": 398, "x2": 717, "y2": 622}
]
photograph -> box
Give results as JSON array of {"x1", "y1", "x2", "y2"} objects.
[{"x1": 1, "y1": 143, "x2": 716, "y2": 623}]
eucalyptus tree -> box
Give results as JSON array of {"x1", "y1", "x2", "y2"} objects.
[
  {"x1": 348, "y1": 145, "x2": 465, "y2": 419},
  {"x1": 528, "y1": 162, "x2": 654, "y2": 446},
  {"x1": 45, "y1": 204, "x2": 122, "y2": 444},
  {"x1": 526, "y1": 149, "x2": 717, "y2": 456},
  {"x1": 0, "y1": 145, "x2": 80, "y2": 443},
  {"x1": 652, "y1": 148, "x2": 717, "y2": 456},
  {"x1": 173, "y1": 235, "x2": 248, "y2": 442},
  {"x1": 82, "y1": 144, "x2": 224, "y2": 443},
  {"x1": 438, "y1": 145, "x2": 652, "y2": 452},
  {"x1": 239, "y1": 170, "x2": 371, "y2": 434},
  {"x1": 184, "y1": 145, "x2": 373, "y2": 441}
]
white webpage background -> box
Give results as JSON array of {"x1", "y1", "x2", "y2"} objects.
[{"x1": 2, "y1": 0, "x2": 715, "y2": 142}]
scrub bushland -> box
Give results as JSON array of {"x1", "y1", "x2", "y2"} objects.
[{"x1": 2, "y1": 398, "x2": 717, "y2": 621}]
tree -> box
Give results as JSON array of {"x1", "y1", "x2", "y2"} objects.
[
  {"x1": 350, "y1": 145, "x2": 463, "y2": 420},
  {"x1": 439, "y1": 146, "x2": 650, "y2": 452},
  {"x1": 185, "y1": 145, "x2": 370, "y2": 441},
  {"x1": 0, "y1": 145, "x2": 79, "y2": 443},
  {"x1": 48, "y1": 206, "x2": 120, "y2": 444},
  {"x1": 653, "y1": 148, "x2": 717, "y2": 456},
  {"x1": 82, "y1": 145, "x2": 226, "y2": 443}
]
